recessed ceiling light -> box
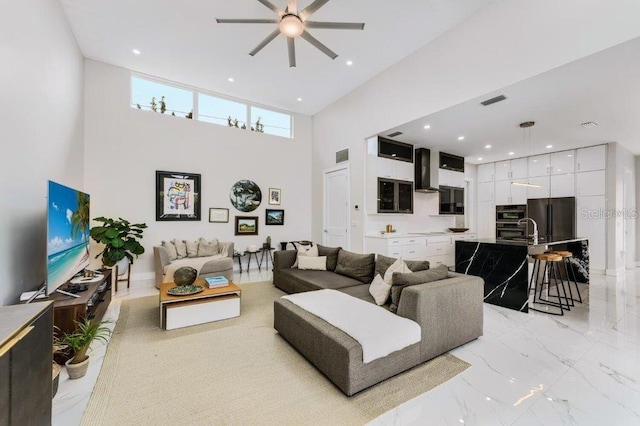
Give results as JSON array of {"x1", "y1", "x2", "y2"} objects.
[
  {"x1": 297, "y1": 97, "x2": 302, "y2": 102},
  {"x1": 423, "y1": 124, "x2": 431, "y2": 130},
  {"x1": 546, "y1": 145, "x2": 553, "y2": 149},
  {"x1": 346, "y1": 60, "x2": 353, "y2": 66},
  {"x1": 132, "y1": 49, "x2": 141, "y2": 55},
  {"x1": 567, "y1": 154, "x2": 573, "y2": 157},
  {"x1": 458, "y1": 136, "x2": 465, "y2": 141},
  {"x1": 228, "y1": 77, "x2": 234, "y2": 82},
  {"x1": 508, "y1": 151, "x2": 515, "y2": 156},
  {"x1": 485, "y1": 144, "x2": 492, "y2": 149},
  {"x1": 477, "y1": 157, "x2": 483, "y2": 161}
]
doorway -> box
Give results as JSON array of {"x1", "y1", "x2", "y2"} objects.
[{"x1": 323, "y1": 165, "x2": 350, "y2": 249}]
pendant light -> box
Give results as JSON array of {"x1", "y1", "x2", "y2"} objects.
[{"x1": 511, "y1": 121, "x2": 541, "y2": 188}]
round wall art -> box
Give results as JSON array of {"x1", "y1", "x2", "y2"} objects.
[{"x1": 230, "y1": 180, "x2": 262, "y2": 212}]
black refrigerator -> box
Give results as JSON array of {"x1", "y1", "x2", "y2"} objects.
[{"x1": 526, "y1": 197, "x2": 576, "y2": 242}]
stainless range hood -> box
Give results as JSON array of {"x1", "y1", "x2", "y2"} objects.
[{"x1": 414, "y1": 148, "x2": 440, "y2": 192}]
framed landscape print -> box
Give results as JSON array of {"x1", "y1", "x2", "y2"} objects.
[
  {"x1": 235, "y1": 216, "x2": 259, "y2": 236},
  {"x1": 156, "y1": 171, "x2": 201, "y2": 221},
  {"x1": 268, "y1": 188, "x2": 281, "y2": 205},
  {"x1": 265, "y1": 209, "x2": 284, "y2": 225},
  {"x1": 209, "y1": 208, "x2": 229, "y2": 223}
]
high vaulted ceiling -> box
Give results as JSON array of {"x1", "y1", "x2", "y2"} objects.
[{"x1": 60, "y1": 0, "x2": 492, "y2": 115}]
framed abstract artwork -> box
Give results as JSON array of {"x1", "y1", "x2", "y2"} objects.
[
  {"x1": 156, "y1": 170, "x2": 201, "y2": 221},
  {"x1": 235, "y1": 216, "x2": 259, "y2": 236},
  {"x1": 265, "y1": 209, "x2": 284, "y2": 225},
  {"x1": 268, "y1": 188, "x2": 281, "y2": 205},
  {"x1": 209, "y1": 208, "x2": 229, "y2": 223}
]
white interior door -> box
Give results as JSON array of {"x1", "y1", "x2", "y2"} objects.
[{"x1": 324, "y1": 166, "x2": 350, "y2": 248}]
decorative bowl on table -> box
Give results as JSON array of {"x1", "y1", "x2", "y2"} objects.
[
  {"x1": 167, "y1": 284, "x2": 204, "y2": 296},
  {"x1": 448, "y1": 228, "x2": 470, "y2": 233},
  {"x1": 173, "y1": 267, "x2": 198, "y2": 286}
]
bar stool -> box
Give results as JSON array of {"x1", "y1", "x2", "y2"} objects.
[
  {"x1": 528, "y1": 253, "x2": 571, "y2": 316},
  {"x1": 550, "y1": 250, "x2": 583, "y2": 304}
]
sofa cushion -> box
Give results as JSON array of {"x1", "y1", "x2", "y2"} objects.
[
  {"x1": 200, "y1": 256, "x2": 233, "y2": 275},
  {"x1": 186, "y1": 240, "x2": 199, "y2": 258},
  {"x1": 298, "y1": 256, "x2": 327, "y2": 270},
  {"x1": 335, "y1": 250, "x2": 375, "y2": 284},
  {"x1": 198, "y1": 238, "x2": 219, "y2": 256},
  {"x1": 390, "y1": 265, "x2": 449, "y2": 312},
  {"x1": 277, "y1": 269, "x2": 363, "y2": 292},
  {"x1": 337, "y1": 284, "x2": 391, "y2": 309},
  {"x1": 375, "y1": 254, "x2": 430, "y2": 278},
  {"x1": 292, "y1": 244, "x2": 319, "y2": 268},
  {"x1": 317, "y1": 245, "x2": 340, "y2": 272},
  {"x1": 161, "y1": 240, "x2": 178, "y2": 261},
  {"x1": 173, "y1": 239, "x2": 187, "y2": 259}
]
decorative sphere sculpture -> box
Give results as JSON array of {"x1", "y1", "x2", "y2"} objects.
[{"x1": 173, "y1": 267, "x2": 197, "y2": 286}]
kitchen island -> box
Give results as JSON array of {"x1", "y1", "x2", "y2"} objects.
[{"x1": 455, "y1": 237, "x2": 589, "y2": 312}]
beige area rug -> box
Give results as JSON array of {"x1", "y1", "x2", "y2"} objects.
[{"x1": 82, "y1": 282, "x2": 470, "y2": 425}]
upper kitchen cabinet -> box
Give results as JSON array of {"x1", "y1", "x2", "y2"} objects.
[
  {"x1": 526, "y1": 176, "x2": 551, "y2": 199},
  {"x1": 377, "y1": 136, "x2": 413, "y2": 163},
  {"x1": 527, "y1": 154, "x2": 551, "y2": 177},
  {"x1": 377, "y1": 157, "x2": 414, "y2": 181},
  {"x1": 439, "y1": 169, "x2": 465, "y2": 188},
  {"x1": 366, "y1": 137, "x2": 415, "y2": 213},
  {"x1": 550, "y1": 150, "x2": 575, "y2": 174},
  {"x1": 477, "y1": 163, "x2": 495, "y2": 183},
  {"x1": 576, "y1": 145, "x2": 606, "y2": 172},
  {"x1": 477, "y1": 181, "x2": 495, "y2": 202},
  {"x1": 494, "y1": 158, "x2": 527, "y2": 181},
  {"x1": 495, "y1": 180, "x2": 527, "y2": 205}
]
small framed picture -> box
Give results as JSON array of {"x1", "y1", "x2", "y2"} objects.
[
  {"x1": 235, "y1": 216, "x2": 259, "y2": 236},
  {"x1": 209, "y1": 208, "x2": 229, "y2": 223},
  {"x1": 265, "y1": 209, "x2": 285, "y2": 225},
  {"x1": 268, "y1": 188, "x2": 281, "y2": 205}
]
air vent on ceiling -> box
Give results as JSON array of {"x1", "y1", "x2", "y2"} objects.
[
  {"x1": 336, "y1": 148, "x2": 349, "y2": 164},
  {"x1": 480, "y1": 95, "x2": 507, "y2": 106},
  {"x1": 387, "y1": 131, "x2": 403, "y2": 138},
  {"x1": 581, "y1": 121, "x2": 598, "y2": 128}
]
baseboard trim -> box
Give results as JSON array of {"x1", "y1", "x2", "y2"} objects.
[{"x1": 605, "y1": 267, "x2": 625, "y2": 277}]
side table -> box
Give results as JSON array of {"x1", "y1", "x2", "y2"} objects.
[
  {"x1": 244, "y1": 251, "x2": 260, "y2": 270},
  {"x1": 233, "y1": 251, "x2": 244, "y2": 273},
  {"x1": 259, "y1": 247, "x2": 275, "y2": 271}
]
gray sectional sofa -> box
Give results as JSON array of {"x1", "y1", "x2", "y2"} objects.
[{"x1": 273, "y1": 246, "x2": 484, "y2": 396}]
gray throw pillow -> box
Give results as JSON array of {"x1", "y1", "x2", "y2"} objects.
[
  {"x1": 390, "y1": 264, "x2": 449, "y2": 312},
  {"x1": 198, "y1": 238, "x2": 219, "y2": 257},
  {"x1": 186, "y1": 240, "x2": 199, "y2": 258},
  {"x1": 375, "y1": 254, "x2": 429, "y2": 278},
  {"x1": 334, "y1": 250, "x2": 375, "y2": 284},
  {"x1": 173, "y1": 239, "x2": 187, "y2": 259},
  {"x1": 317, "y1": 244, "x2": 341, "y2": 272}
]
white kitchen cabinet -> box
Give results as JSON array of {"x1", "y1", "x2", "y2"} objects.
[
  {"x1": 495, "y1": 180, "x2": 527, "y2": 205},
  {"x1": 452, "y1": 233, "x2": 477, "y2": 241},
  {"x1": 510, "y1": 180, "x2": 528, "y2": 204},
  {"x1": 376, "y1": 157, "x2": 413, "y2": 181},
  {"x1": 396, "y1": 161, "x2": 414, "y2": 181},
  {"x1": 439, "y1": 169, "x2": 465, "y2": 187},
  {"x1": 527, "y1": 154, "x2": 551, "y2": 177},
  {"x1": 576, "y1": 145, "x2": 606, "y2": 172},
  {"x1": 577, "y1": 195, "x2": 606, "y2": 271},
  {"x1": 477, "y1": 163, "x2": 495, "y2": 183},
  {"x1": 550, "y1": 150, "x2": 575, "y2": 174},
  {"x1": 494, "y1": 161, "x2": 511, "y2": 181},
  {"x1": 494, "y1": 158, "x2": 527, "y2": 181},
  {"x1": 477, "y1": 201, "x2": 496, "y2": 239},
  {"x1": 477, "y1": 182, "x2": 494, "y2": 202},
  {"x1": 364, "y1": 236, "x2": 427, "y2": 260},
  {"x1": 550, "y1": 173, "x2": 575, "y2": 197},
  {"x1": 426, "y1": 236, "x2": 454, "y2": 266},
  {"x1": 576, "y1": 170, "x2": 605, "y2": 196},
  {"x1": 526, "y1": 176, "x2": 551, "y2": 199}
]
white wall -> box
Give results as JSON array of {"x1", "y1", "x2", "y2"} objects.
[
  {"x1": 0, "y1": 1, "x2": 84, "y2": 305},
  {"x1": 83, "y1": 60, "x2": 313, "y2": 280},
  {"x1": 311, "y1": 0, "x2": 640, "y2": 252}
]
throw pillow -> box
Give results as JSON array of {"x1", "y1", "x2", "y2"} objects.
[
  {"x1": 334, "y1": 250, "x2": 375, "y2": 284},
  {"x1": 375, "y1": 254, "x2": 430, "y2": 278},
  {"x1": 317, "y1": 244, "x2": 341, "y2": 271},
  {"x1": 297, "y1": 256, "x2": 328, "y2": 271},
  {"x1": 186, "y1": 240, "x2": 199, "y2": 258},
  {"x1": 173, "y1": 239, "x2": 187, "y2": 259},
  {"x1": 219, "y1": 241, "x2": 231, "y2": 257},
  {"x1": 389, "y1": 264, "x2": 449, "y2": 312},
  {"x1": 368, "y1": 274, "x2": 390, "y2": 306},
  {"x1": 198, "y1": 238, "x2": 219, "y2": 257},
  {"x1": 383, "y1": 257, "x2": 410, "y2": 285},
  {"x1": 161, "y1": 240, "x2": 178, "y2": 261},
  {"x1": 292, "y1": 244, "x2": 319, "y2": 268}
]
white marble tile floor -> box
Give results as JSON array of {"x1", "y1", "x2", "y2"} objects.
[{"x1": 53, "y1": 269, "x2": 640, "y2": 425}]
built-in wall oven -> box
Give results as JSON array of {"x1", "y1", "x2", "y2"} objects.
[{"x1": 496, "y1": 205, "x2": 527, "y2": 241}]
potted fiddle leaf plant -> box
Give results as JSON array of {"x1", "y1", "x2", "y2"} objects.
[
  {"x1": 62, "y1": 318, "x2": 112, "y2": 379},
  {"x1": 90, "y1": 217, "x2": 147, "y2": 274}
]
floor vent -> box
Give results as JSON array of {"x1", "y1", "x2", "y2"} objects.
[
  {"x1": 387, "y1": 131, "x2": 403, "y2": 138},
  {"x1": 336, "y1": 148, "x2": 349, "y2": 163},
  {"x1": 481, "y1": 95, "x2": 507, "y2": 106}
]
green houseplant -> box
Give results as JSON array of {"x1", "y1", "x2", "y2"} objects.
[
  {"x1": 62, "y1": 318, "x2": 112, "y2": 379},
  {"x1": 90, "y1": 217, "x2": 147, "y2": 267}
]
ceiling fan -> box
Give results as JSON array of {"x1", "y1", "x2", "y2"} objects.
[{"x1": 216, "y1": 0, "x2": 365, "y2": 67}]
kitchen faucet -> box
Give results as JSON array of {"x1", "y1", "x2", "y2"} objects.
[{"x1": 517, "y1": 218, "x2": 538, "y2": 245}]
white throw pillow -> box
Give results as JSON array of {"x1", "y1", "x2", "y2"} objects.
[
  {"x1": 298, "y1": 256, "x2": 327, "y2": 271},
  {"x1": 383, "y1": 257, "x2": 410, "y2": 285},
  {"x1": 292, "y1": 244, "x2": 319, "y2": 268},
  {"x1": 369, "y1": 274, "x2": 390, "y2": 306},
  {"x1": 173, "y1": 239, "x2": 187, "y2": 259},
  {"x1": 186, "y1": 240, "x2": 199, "y2": 258},
  {"x1": 161, "y1": 240, "x2": 178, "y2": 261}
]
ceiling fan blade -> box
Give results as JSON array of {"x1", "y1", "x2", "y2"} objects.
[
  {"x1": 216, "y1": 19, "x2": 279, "y2": 24},
  {"x1": 287, "y1": 37, "x2": 296, "y2": 68},
  {"x1": 300, "y1": 30, "x2": 337, "y2": 59},
  {"x1": 299, "y1": 0, "x2": 331, "y2": 21},
  {"x1": 287, "y1": 0, "x2": 298, "y2": 15},
  {"x1": 304, "y1": 21, "x2": 365, "y2": 30},
  {"x1": 256, "y1": 0, "x2": 283, "y2": 16},
  {"x1": 249, "y1": 29, "x2": 281, "y2": 56}
]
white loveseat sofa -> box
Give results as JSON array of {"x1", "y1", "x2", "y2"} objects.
[{"x1": 153, "y1": 238, "x2": 234, "y2": 288}]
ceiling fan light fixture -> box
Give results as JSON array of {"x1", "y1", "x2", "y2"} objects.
[{"x1": 279, "y1": 14, "x2": 304, "y2": 38}]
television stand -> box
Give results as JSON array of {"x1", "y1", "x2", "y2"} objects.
[{"x1": 48, "y1": 269, "x2": 112, "y2": 335}]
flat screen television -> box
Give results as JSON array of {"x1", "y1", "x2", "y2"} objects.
[{"x1": 46, "y1": 180, "x2": 90, "y2": 295}]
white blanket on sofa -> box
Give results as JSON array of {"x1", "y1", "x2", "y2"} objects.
[
  {"x1": 163, "y1": 255, "x2": 223, "y2": 283},
  {"x1": 282, "y1": 289, "x2": 421, "y2": 363}
]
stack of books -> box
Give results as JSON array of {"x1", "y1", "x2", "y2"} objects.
[{"x1": 204, "y1": 276, "x2": 229, "y2": 288}]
